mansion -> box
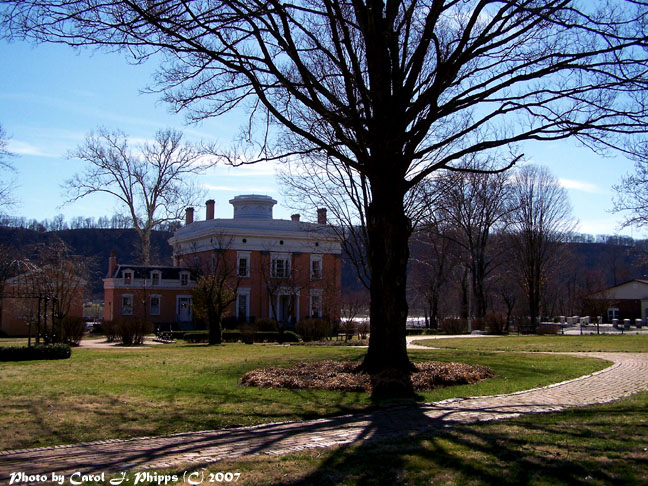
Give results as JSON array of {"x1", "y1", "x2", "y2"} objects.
[{"x1": 103, "y1": 195, "x2": 342, "y2": 329}]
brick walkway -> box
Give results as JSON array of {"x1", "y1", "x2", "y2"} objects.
[{"x1": 1, "y1": 352, "x2": 647, "y2": 481}]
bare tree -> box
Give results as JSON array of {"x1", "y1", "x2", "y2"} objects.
[
  {"x1": 613, "y1": 155, "x2": 648, "y2": 231},
  {"x1": 66, "y1": 128, "x2": 205, "y2": 264},
  {"x1": 430, "y1": 160, "x2": 512, "y2": 318},
  {"x1": 0, "y1": 123, "x2": 16, "y2": 211},
  {"x1": 6, "y1": 1, "x2": 648, "y2": 384},
  {"x1": 409, "y1": 218, "x2": 461, "y2": 328},
  {"x1": 506, "y1": 165, "x2": 575, "y2": 329}
]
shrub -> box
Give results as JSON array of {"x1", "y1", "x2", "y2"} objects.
[
  {"x1": 483, "y1": 312, "x2": 507, "y2": 335},
  {"x1": 0, "y1": 343, "x2": 71, "y2": 361},
  {"x1": 255, "y1": 318, "x2": 279, "y2": 332},
  {"x1": 279, "y1": 331, "x2": 301, "y2": 343},
  {"x1": 114, "y1": 317, "x2": 153, "y2": 345},
  {"x1": 61, "y1": 316, "x2": 86, "y2": 346},
  {"x1": 183, "y1": 331, "x2": 209, "y2": 343},
  {"x1": 171, "y1": 331, "x2": 186, "y2": 340},
  {"x1": 537, "y1": 324, "x2": 560, "y2": 335},
  {"x1": 297, "y1": 318, "x2": 332, "y2": 341},
  {"x1": 222, "y1": 330, "x2": 241, "y2": 342},
  {"x1": 240, "y1": 324, "x2": 256, "y2": 344},
  {"x1": 440, "y1": 318, "x2": 468, "y2": 335},
  {"x1": 357, "y1": 321, "x2": 369, "y2": 339},
  {"x1": 99, "y1": 320, "x2": 118, "y2": 342},
  {"x1": 406, "y1": 328, "x2": 428, "y2": 336}
]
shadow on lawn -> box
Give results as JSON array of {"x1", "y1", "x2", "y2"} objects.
[
  {"x1": 154, "y1": 394, "x2": 647, "y2": 486},
  {"x1": 275, "y1": 401, "x2": 647, "y2": 486}
]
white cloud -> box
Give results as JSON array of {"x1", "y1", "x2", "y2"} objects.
[
  {"x1": 7, "y1": 140, "x2": 58, "y2": 158},
  {"x1": 575, "y1": 217, "x2": 630, "y2": 236},
  {"x1": 202, "y1": 184, "x2": 237, "y2": 192},
  {"x1": 201, "y1": 183, "x2": 278, "y2": 194},
  {"x1": 559, "y1": 178, "x2": 602, "y2": 194}
]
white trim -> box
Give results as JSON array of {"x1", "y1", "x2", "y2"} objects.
[
  {"x1": 179, "y1": 271, "x2": 190, "y2": 287},
  {"x1": 170, "y1": 231, "x2": 342, "y2": 256}
]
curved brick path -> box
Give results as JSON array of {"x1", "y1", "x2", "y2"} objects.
[{"x1": 1, "y1": 351, "x2": 647, "y2": 480}]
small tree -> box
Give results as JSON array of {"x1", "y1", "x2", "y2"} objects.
[
  {"x1": 66, "y1": 128, "x2": 205, "y2": 264},
  {"x1": 191, "y1": 273, "x2": 238, "y2": 345}
]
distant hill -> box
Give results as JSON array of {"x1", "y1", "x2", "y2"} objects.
[
  {"x1": 0, "y1": 227, "x2": 173, "y2": 298},
  {"x1": 0, "y1": 226, "x2": 645, "y2": 302}
]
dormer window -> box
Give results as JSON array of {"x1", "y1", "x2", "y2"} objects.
[
  {"x1": 180, "y1": 272, "x2": 189, "y2": 286},
  {"x1": 123, "y1": 270, "x2": 133, "y2": 285},
  {"x1": 151, "y1": 271, "x2": 161, "y2": 287}
]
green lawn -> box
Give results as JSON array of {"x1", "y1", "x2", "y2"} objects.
[
  {"x1": 146, "y1": 391, "x2": 647, "y2": 486},
  {"x1": 415, "y1": 334, "x2": 648, "y2": 353},
  {"x1": 0, "y1": 341, "x2": 608, "y2": 451}
]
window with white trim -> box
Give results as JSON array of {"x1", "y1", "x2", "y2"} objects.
[
  {"x1": 237, "y1": 252, "x2": 251, "y2": 278},
  {"x1": 237, "y1": 288, "x2": 250, "y2": 322},
  {"x1": 121, "y1": 294, "x2": 133, "y2": 316},
  {"x1": 150, "y1": 295, "x2": 161, "y2": 316},
  {"x1": 310, "y1": 255, "x2": 323, "y2": 280},
  {"x1": 310, "y1": 290, "x2": 323, "y2": 318},
  {"x1": 151, "y1": 271, "x2": 161, "y2": 287},
  {"x1": 180, "y1": 271, "x2": 189, "y2": 286},
  {"x1": 271, "y1": 253, "x2": 291, "y2": 278},
  {"x1": 123, "y1": 270, "x2": 133, "y2": 285}
]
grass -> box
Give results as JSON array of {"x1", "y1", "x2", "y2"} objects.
[
  {"x1": 415, "y1": 334, "x2": 648, "y2": 353},
  {"x1": 0, "y1": 341, "x2": 608, "y2": 451},
  {"x1": 134, "y1": 391, "x2": 648, "y2": 486}
]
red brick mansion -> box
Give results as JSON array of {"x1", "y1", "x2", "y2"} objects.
[{"x1": 103, "y1": 195, "x2": 342, "y2": 329}]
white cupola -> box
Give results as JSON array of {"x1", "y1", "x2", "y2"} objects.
[{"x1": 229, "y1": 194, "x2": 277, "y2": 219}]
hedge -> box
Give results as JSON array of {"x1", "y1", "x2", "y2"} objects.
[
  {"x1": 405, "y1": 328, "x2": 442, "y2": 336},
  {"x1": 184, "y1": 329, "x2": 301, "y2": 344},
  {"x1": 0, "y1": 343, "x2": 71, "y2": 362},
  {"x1": 184, "y1": 331, "x2": 209, "y2": 343}
]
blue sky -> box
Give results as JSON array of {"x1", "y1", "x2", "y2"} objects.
[{"x1": 0, "y1": 39, "x2": 641, "y2": 237}]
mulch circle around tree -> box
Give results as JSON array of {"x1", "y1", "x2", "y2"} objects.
[{"x1": 239, "y1": 360, "x2": 494, "y2": 393}]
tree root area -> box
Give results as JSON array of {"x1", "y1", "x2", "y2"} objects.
[{"x1": 239, "y1": 360, "x2": 494, "y2": 393}]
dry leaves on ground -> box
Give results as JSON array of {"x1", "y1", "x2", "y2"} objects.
[{"x1": 239, "y1": 360, "x2": 494, "y2": 393}]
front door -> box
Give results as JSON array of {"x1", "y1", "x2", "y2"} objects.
[{"x1": 177, "y1": 297, "x2": 193, "y2": 322}]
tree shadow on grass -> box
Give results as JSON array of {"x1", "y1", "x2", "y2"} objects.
[{"x1": 277, "y1": 397, "x2": 648, "y2": 486}]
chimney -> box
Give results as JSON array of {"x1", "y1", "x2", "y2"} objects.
[
  {"x1": 317, "y1": 208, "x2": 327, "y2": 224},
  {"x1": 108, "y1": 251, "x2": 117, "y2": 278},
  {"x1": 185, "y1": 207, "x2": 194, "y2": 225},
  {"x1": 206, "y1": 199, "x2": 215, "y2": 220},
  {"x1": 291, "y1": 214, "x2": 300, "y2": 222}
]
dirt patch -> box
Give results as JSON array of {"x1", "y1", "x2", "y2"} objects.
[{"x1": 239, "y1": 360, "x2": 494, "y2": 393}]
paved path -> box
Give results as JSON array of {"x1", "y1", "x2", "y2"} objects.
[{"x1": 1, "y1": 351, "x2": 647, "y2": 481}]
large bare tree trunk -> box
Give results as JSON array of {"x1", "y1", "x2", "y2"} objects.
[{"x1": 361, "y1": 193, "x2": 415, "y2": 380}]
